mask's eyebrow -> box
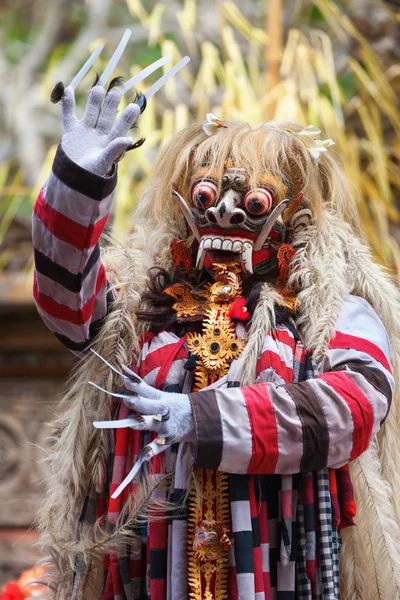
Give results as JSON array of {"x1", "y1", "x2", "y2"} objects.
[
  {"x1": 190, "y1": 167, "x2": 219, "y2": 187},
  {"x1": 257, "y1": 173, "x2": 288, "y2": 199}
]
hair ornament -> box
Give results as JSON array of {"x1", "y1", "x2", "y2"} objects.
[
  {"x1": 297, "y1": 125, "x2": 335, "y2": 163},
  {"x1": 203, "y1": 113, "x2": 227, "y2": 136}
]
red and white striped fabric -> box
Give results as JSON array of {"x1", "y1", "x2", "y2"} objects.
[
  {"x1": 32, "y1": 145, "x2": 116, "y2": 355},
  {"x1": 189, "y1": 295, "x2": 393, "y2": 475}
]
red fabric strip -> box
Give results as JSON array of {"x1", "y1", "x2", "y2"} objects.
[
  {"x1": 319, "y1": 371, "x2": 375, "y2": 460},
  {"x1": 249, "y1": 477, "x2": 265, "y2": 595},
  {"x1": 149, "y1": 518, "x2": 167, "y2": 550},
  {"x1": 33, "y1": 266, "x2": 106, "y2": 325},
  {"x1": 329, "y1": 469, "x2": 340, "y2": 529},
  {"x1": 228, "y1": 566, "x2": 239, "y2": 600},
  {"x1": 34, "y1": 188, "x2": 109, "y2": 250},
  {"x1": 256, "y1": 349, "x2": 294, "y2": 383},
  {"x1": 273, "y1": 328, "x2": 295, "y2": 352},
  {"x1": 242, "y1": 384, "x2": 279, "y2": 474},
  {"x1": 108, "y1": 403, "x2": 131, "y2": 517},
  {"x1": 155, "y1": 336, "x2": 187, "y2": 388},
  {"x1": 336, "y1": 465, "x2": 356, "y2": 529},
  {"x1": 140, "y1": 342, "x2": 188, "y2": 378},
  {"x1": 329, "y1": 331, "x2": 391, "y2": 372},
  {"x1": 150, "y1": 578, "x2": 166, "y2": 599}
]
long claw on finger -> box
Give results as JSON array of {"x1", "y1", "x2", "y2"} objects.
[
  {"x1": 90, "y1": 349, "x2": 125, "y2": 377},
  {"x1": 111, "y1": 440, "x2": 170, "y2": 499},
  {"x1": 119, "y1": 55, "x2": 173, "y2": 94},
  {"x1": 121, "y1": 364, "x2": 142, "y2": 383},
  {"x1": 69, "y1": 44, "x2": 105, "y2": 90},
  {"x1": 88, "y1": 381, "x2": 133, "y2": 399},
  {"x1": 93, "y1": 417, "x2": 141, "y2": 429},
  {"x1": 142, "y1": 56, "x2": 190, "y2": 102},
  {"x1": 98, "y1": 29, "x2": 132, "y2": 88}
]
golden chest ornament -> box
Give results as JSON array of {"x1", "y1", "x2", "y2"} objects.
[{"x1": 165, "y1": 261, "x2": 247, "y2": 389}]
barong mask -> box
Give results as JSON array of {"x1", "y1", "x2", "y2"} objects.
[
  {"x1": 174, "y1": 165, "x2": 293, "y2": 275},
  {"x1": 172, "y1": 123, "x2": 334, "y2": 276}
]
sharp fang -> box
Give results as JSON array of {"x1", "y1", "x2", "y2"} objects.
[
  {"x1": 98, "y1": 29, "x2": 132, "y2": 87},
  {"x1": 196, "y1": 240, "x2": 206, "y2": 269},
  {"x1": 253, "y1": 199, "x2": 290, "y2": 251},
  {"x1": 172, "y1": 191, "x2": 201, "y2": 241},
  {"x1": 241, "y1": 243, "x2": 253, "y2": 275}
]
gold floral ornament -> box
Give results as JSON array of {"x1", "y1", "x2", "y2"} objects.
[
  {"x1": 186, "y1": 262, "x2": 246, "y2": 389},
  {"x1": 202, "y1": 113, "x2": 228, "y2": 136},
  {"x1": 187, "y1": 308, "x2": 245, "y2": 387},
  {"x1": 296, "y1": 125, "x2": 335, "y2": 163},
  {"x1": 164, "y1": 282, "x2": 208, "y2": 320}
]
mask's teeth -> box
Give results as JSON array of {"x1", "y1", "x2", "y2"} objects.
[
  {"x1": 232, "y1": 239, "x2": 243, "y2": 253},
  {"x1": 196, "y1": 239, "x2": 206, "y2": 269},
  {"x1": 241, "y1": 242, "x2": 253, "y2": 274},
  {"x1": 222, "y1": 239, "x2": 233, "y2": 251}
]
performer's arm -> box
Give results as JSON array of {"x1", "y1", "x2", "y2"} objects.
[
  {"x1": 189, "y1": 295, "x2": 393, "y2": 474},
  {"x1": 32, "y1": 147, "x2": 117, "y2": 355},
  {"x1": 32, "y1": 84, "x2": 140, "y2": 356}
]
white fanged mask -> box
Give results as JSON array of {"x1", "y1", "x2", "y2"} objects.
[{"x1": 173, "y1": 168, "x2": 290, "y2": 275}]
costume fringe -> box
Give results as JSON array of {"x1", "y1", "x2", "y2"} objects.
[
  {"x1": 237, "y1": 282, "x2": 281, "y2": 386},
  {"x1": 289, "y1": 211, "x2": 354, "y2": 364},
  {"x1": 341, "y1": 447, "x2": 400, "y2": 600}
]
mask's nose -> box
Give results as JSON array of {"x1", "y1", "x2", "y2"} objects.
[{"x1": 205, "y1": 191, "x2": 246, "y2": 228}]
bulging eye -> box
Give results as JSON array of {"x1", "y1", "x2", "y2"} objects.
[
  {"x1": 244, "y1": 188, "x2": 274, "y2": 215},
  {"x1": 191, "y1": 181, "x2": 218, "y2": 210}
]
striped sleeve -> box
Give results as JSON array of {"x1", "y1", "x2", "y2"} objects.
[
  {"x1": 32, "y1": 145, "x2": 117, "y2": 356},
  {"x1": 189, "y1": 295, "x2": 394, "y2": 474}
]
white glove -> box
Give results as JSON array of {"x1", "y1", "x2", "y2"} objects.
[
  {"x1": 119, "y1": 370, "x2": 194, "y2": 443},
  {"x1": 60, "y1": 85, "x2": 141, "y2": 176},
  {"x1": 91, "y1": 365, "x2": 194, "y2": 444}
]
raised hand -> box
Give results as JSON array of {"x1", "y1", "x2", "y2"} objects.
[
  {"x1": 61, "y1": 85, "x2": 140, "y2": 177},
  {"x1": 52, "y1": 29, "x2": 190, "y2": 177}
]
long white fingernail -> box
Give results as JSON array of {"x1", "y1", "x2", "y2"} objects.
[
  {"x1": 98, "y1": 29, "x2": 132, "y2": 87},
  {"x1": 69, "y1": 44, "x2": 104, "y2": 90}
]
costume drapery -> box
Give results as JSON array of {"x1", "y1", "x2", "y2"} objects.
[{"x1": 31, "y1": 147, "x2": 394, "y2": 599}]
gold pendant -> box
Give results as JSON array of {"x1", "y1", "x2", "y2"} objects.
[{"x1": 188, "y1": 468, "x2": 230, "y2": 600}]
